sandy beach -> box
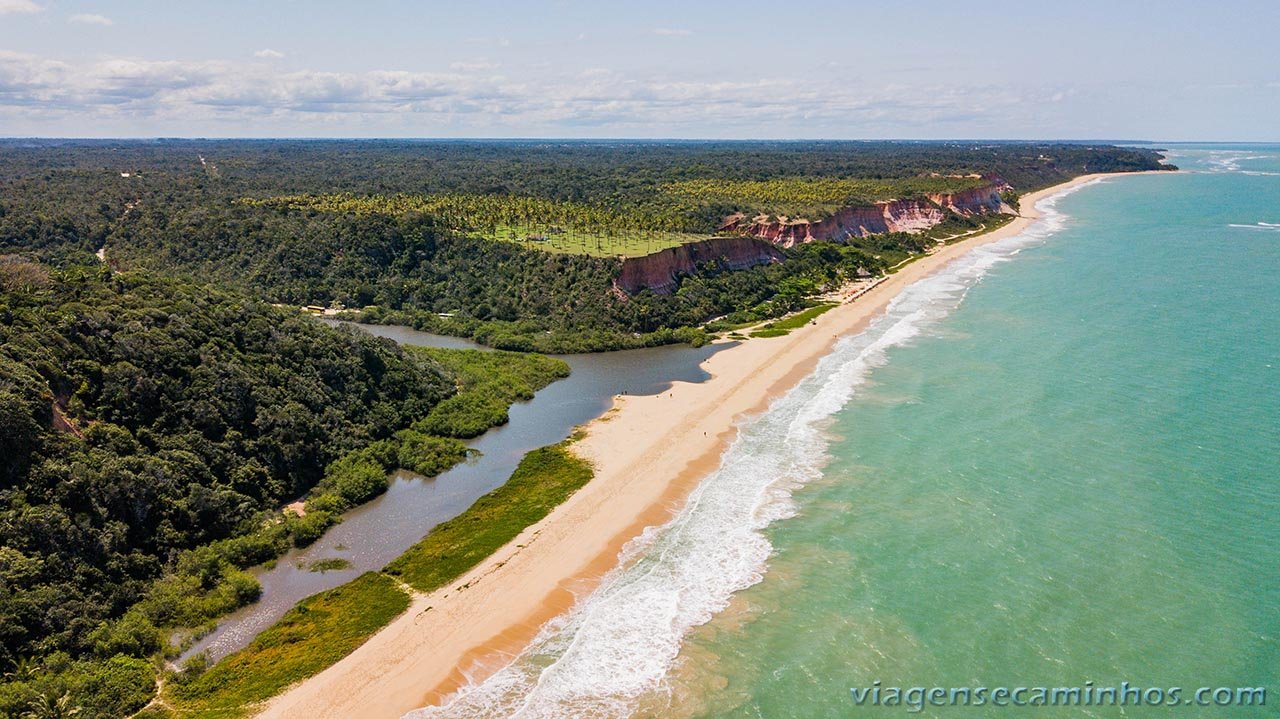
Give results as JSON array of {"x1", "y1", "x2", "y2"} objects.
[{"x1": 256, "y1": 172, "x2": 1137, "y2": 719}]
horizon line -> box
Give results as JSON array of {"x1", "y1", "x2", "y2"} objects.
[{"x1": 4, "y1": 136, "x2": 1273, "y2": 144}]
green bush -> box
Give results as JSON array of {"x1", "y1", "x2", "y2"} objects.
[
  {"x1": 415, "y1": 392, "x2": 510, "y2": 437},
  {"x1": 206, "y1": 526, "x2": 291, "y2": 570},
  {"x1": 0, "y1": 654, "x2": 155, "y2": 719},
  {"x1": 394, "y1": 429, "x2": 470, "y2": 476},
  {"x1": 412, "y1": 348, "x2": 570, "y2": 438},
  {"x1": 69, "y1": 655, "x2": 156, "y2": 718},
  {"x1": 321, "y1": 452, "x2": 389, "y2": 508},
  {"x1": 288, "y1": 511, "x2": 337, "y2": 548},
  {"x1": 135, "y1": 568, "x2": 261, "y2": 629},
  {"x1": 86, "y1": 609, "x2": 162, "y2": 659}
]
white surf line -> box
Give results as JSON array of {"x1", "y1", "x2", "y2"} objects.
[{"x1": 404, "y1": 181, "x2": 1097, "y2": 719}]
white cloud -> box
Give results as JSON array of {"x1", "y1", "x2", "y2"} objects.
[
  {"x1": 449, "y1": 60, "x2": 498, "y2": 72},
  {"x1": 254, "y1": 49, "x2": 285, "y2": 59},
  {"x1": 653, "y1": 28, "x2": 691, "y2": 36},
  {"x1": 0, "y1": 0, "x2": 42, "y2": 15},
  {"x1": 0, "y1": 49, "x2": 1054, "y2": 137},
  {"x1": 69, "y1": 13, "x2": 113, "y2": 26}
]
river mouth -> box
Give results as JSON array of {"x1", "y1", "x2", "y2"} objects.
[{"x1": 181, "y1": 325, "x2": 731, "y2": 665}]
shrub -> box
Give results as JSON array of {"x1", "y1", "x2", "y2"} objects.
[{"x1": 288, "y1": 511, "x2": 337, "y2": 548}]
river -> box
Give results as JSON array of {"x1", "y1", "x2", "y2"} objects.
[{"x1": 181, "y1": 324, "x2": 728, "y2": 664}]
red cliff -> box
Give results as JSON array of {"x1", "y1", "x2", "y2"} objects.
[
  {"x1": 615, "y1": 237, "x2": 785, "y2": 295},
  {"x1": 720, "y1": 178, "x2": 1013, "y2": 248},
  {"x1": 927, "y1": 177, "x2": 1012, "y2": 215}
]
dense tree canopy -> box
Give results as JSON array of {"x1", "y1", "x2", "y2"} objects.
[
  {"x1": 0, "y1": 139, "x2": 1170, "y2": 353},
  {"x1": 0, "y1": 265, "x2": 458, "y2": 713}
]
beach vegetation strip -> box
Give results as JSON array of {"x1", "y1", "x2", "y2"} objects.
[
  {"x1": 158, "y1": 572, "x2": 411, "y2": 719},
  {"x1": 750, "y1": 303, "x2": 838, "y2": 338},
  {"x1": 385, "y1": 443, "x2": 594, "y2": 592},
  {"x1": 152, "y1": 442, "x2": 593, "y2": 717}
]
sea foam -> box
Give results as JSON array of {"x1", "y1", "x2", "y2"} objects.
[
  {"x1": 402, "y1": 184, "x2": 1091, "y2": 719},
  {"x1": 1202, "y1": 151, "x2": 1273, "y2": 173},
  {"x1": 1228, "y1": 222, "x2": 1280, "y2": 232}
]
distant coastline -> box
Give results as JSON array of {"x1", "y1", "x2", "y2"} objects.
[{"x1": 253, "y1": 169, "x2": 1159, "y2": 719}]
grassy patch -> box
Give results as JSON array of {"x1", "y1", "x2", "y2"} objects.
[
  {"x1": 749, "y1": 328, "x2": 790, "y2": 338},
  {"x1": 240, "y1": 193, "x2": 703, "y2": 257},
  {"x1": 307, "y1": 558, "x2": 352, "y2": 573},
  {"x1": 385, "y1": 444, "x2": 593, "y2": 593},
  {"x1": 749, "y1": 303, "x2": 837, "y2": 338},
  {"x1": 463, "y1": 224, "x2": 704, "y2": 257},
  {"x1": 662, "y1": 175, "x2": 989, "y2": 219},
  {"x1": 770, "y1": 303, "x2": 838, "y2": 330},
  {"x1": 165, "y1": 573, "x2": 410, "y2": 719}
]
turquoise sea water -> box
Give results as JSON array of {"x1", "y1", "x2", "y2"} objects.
[{"x1": 409, "y1": 147, "x2": 1279, "y2": 719}]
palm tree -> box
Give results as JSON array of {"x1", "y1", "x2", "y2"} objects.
[
  {"x1": 21, "y1": 692, "x2": 82, "y2": 719},
  {"x1": 3, "y1": 656, "x2": 37, "y2": 682}
]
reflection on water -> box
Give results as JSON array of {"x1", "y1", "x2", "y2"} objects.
[{"x1": 181, "y1": 323, "x2": 728, "y2": 664}]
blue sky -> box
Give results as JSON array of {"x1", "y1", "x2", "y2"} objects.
[{"x1": 0, "y1": 0, "x2": 1276, "y2": 139}]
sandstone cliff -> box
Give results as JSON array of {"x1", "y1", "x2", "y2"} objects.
[
  {"x1": 615, "y1": 237, "x2": 785, "y2": 295},
  {"x1": 926, "y1": 178, "x2": 1011, "y2": 215},
  {"x1": 718, "y1": 178, "x2": 1012, "y2": 248}
]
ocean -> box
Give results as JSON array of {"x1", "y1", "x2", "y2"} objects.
[{"x1": 407, "y1": 146, "x2": 1280, "y2": 718}]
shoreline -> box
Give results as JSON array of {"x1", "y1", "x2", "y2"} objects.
[{"x1": 256, "y1": 171, "x2": 1151, "y2": 719}]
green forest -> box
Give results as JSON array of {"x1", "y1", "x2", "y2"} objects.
[
  {"x1": 0, "y1": 261, "x2": 566, "y2": 717},
  {"x1": 237, "y1": 174, "x2": 992, "y2": 257},
  {"x1": 0, "y1": 139, "x2": 1171, "y2": 717},
  {"x1": 0, "y1": 140, "x2": 1169, "y2": 354}
]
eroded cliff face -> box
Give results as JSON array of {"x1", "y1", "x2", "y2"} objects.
[
  {"x1": 615, "y1": 237, "x2": 785, "y2": 295},
  {"x1": 927, "y1": 178, "x2": 1012, "y2": 215},
  {"x1": 719, "y1": 200, "x2": 945, "y2": 247},
  {"x1": 720, "y1": 178, "x2": 1012, "y2": 248},
  {"x1": 614, "y1": 178, "x2": 1014, "y2": 294}
]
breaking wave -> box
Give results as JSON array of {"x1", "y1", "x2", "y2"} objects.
[
  {"x1": 1228, "y1": 222, "x2": 1280, "y2": 232},
  {"x1": 1200, "y1": 151, "x2": 1274, "y2": 173},
  {"x1": 403, "y1": 182, "x2": 1095, "y2": 719}
]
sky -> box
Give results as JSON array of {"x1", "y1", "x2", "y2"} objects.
[{"x1": 0, "y1": 0, "x2": 1277, "y2": 140}]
